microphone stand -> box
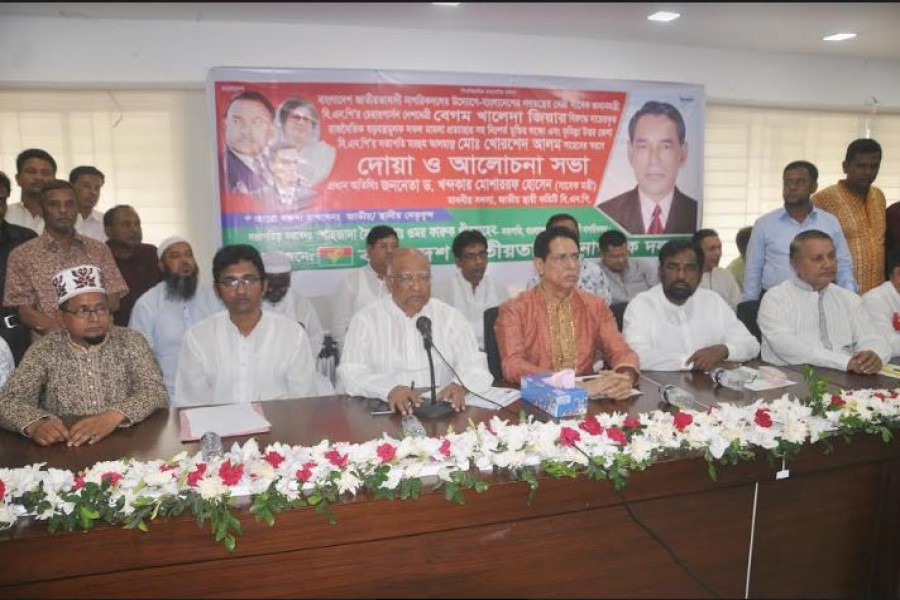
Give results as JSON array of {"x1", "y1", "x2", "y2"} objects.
[{"x1": 414, "y1": 330, "x2": 454, "y2": 419}]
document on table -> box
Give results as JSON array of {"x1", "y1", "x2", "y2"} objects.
[
  {"x1": 179, "y1": 403, "x2": 271, "y2": 442},
  {"x1": 879, "y1": 363, "x2": 900, "y2": 380},
  {"x1": 574, "y1": 375, "x2": 642, "y2": 400},
  {"x1": 738, "y1": 366, "x2": 797, "y2": 391},
  {"x1": 465, "y1": 387, "x2": 521, "y2": 411}
]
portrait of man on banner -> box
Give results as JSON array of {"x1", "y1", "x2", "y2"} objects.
[
  {"x1": 597, "y1": 100, "x2": 698, "y2": 235},
  {"x1": 221, "y1": 90, "x2": 276, "y2": 196}
]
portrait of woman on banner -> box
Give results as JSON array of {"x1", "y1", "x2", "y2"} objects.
[{"x1": 275, "y1": 97, "x2": 337, "y2": 193}]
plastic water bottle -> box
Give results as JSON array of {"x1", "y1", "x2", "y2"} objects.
[
  {"x1": 710, "y1": 367, "x2": 753, "y2": 391},
  {"x1": 200, "y1": 431, "x2": 223, "y2": 461},
  {"x1": 659, "y1": 385, "x2": 707, "y2": 411},
  {"x1": 401, "y1": 414, "x2": 427, "y2": 438}
]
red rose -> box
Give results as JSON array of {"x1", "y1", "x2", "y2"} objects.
[
  {"x1": 187, "y1": 463, "x2": 207, "y2": 487},
  {"x1": 158, "y1": 463, "x2": 177, "y2": 472},
  {"x1": 218, "y1": 461, "x2": 244, "y2": 486},
  {"x1": 325, "y1": 449, "x2": 349, "y2": 468},
  {"x1": 73, "y1": 475, "x2": 86, "y2": 491},
  {"x1": 579, "y1": 415, "x2": 604, "y2": 436},
  {"x1": 0, "y1": 479, "x2": 5, "y2": 498},
  {"x1": 101, "y1": 472, "x2": 123, "y2": 487},
  {"x1": 605, "y1": 427, "x2": 626, "y2": 445},
  {"x1": 263, "y1": 451, "x2": 285, "y2": 469},
  {"x1": 559, "y1": 427, "x2": 581, "y2": 447},
  {"x1": 755, "y1": 409, "x2": 773, "y2": 428},
  {"x1": 673, "y1": 411, "x2": 693, "y2": 432},
  {"x1": 376, "y1": 443, "x2": 397, "y2": 463},
  {"x1": 874, "y1": 392, "x2": 887, "y2": 401},
  {"x1": 623, "y1": 416, "x2": 641, "y2": 430},
  {"x1": 439, "y1": 438, "x2": 452, "y2": 457},
  {"x1": 296, "y1": 461, "x2": 316, "y2": 483},
  {"x1": 830, "y1": 395, "x2": 846, "y2": 407}
]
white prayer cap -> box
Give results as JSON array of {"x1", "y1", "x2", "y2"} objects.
[
  {"x1": 52, "y1": 265, "x2": 107, "y2": 305},
  {"x1": 261, "y1": 251, "x2": 292, "y2": 274},
  {"x1": 158, "y1": 236, "x2": 190, "y2": 260}
]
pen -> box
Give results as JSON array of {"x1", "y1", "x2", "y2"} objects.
[{"x1": 410, "y1": 380, "x2": 415, "y2": 390}]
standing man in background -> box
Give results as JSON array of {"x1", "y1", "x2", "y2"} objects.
[
  {"x1": 434, "y1": 229, "x2": 508, "y2": 350},
  {"x1": 8, "y1": 148, "x2": 56, "y2": 234},
  {"x1": 596, "y1": 230, "x2": 658, "y2": 303},
  {"x1": 692, "y1": 228, "x2": 741, "y2": 311},
  {"x1": 69, "y1": 165, "x2": 107, "y2": 241},
  {"x1": 104, "y1": 205, "x2": 161, "y2": 326},
  {"x1": 727, "y1": 226, "x2": 752, "y2": 294},
  {"x1": 813, "y1": 138, "x2": 886, "y2": 294}
]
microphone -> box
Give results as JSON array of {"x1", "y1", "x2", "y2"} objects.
[
  {"x1": 415, "y1": 316, "x2": 433, "y2": 349},
  {"x1": 413, "y1": 315, "x2": 453, "y2": 419}
]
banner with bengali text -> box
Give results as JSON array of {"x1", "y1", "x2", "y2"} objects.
[{"x1": 208, "y1": 68, "x2": 704, "y2": 275}]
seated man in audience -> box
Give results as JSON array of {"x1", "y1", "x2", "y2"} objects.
[
  {"x1": 862, "y1": 246, "x2": 900, "y2": 358},
  {"x1": 597, "y1": 229, "x2": 657, "y2": 303},
  {"x1": 727, "y1": 226, "x2": 752, "y2": 294},
  {"x1": 337, "y1": 248, "x2": 492, "y2": 415},
  {"x1": 175, "y1": 244, "x2": 321, "y2": 406},
  {"x1": 526, "y1": 214, "x2": 611, "y2": 302},
  {"x1": 495, "y1": 227, "x2": 639, "y2": 400},
  {"x1": 759, "y1": 230, "x2": 889, "y2": 373},
  {"x1": 331, "y1": 225, "x2": 398, "y2": 349},
  {"x1": 743, "y1": 160, "x2": 855, "y2": 301},
  {"x1": 692, "y1": 228, "x2": 741, "y2": 310},
  {"x1": 623, "y1": 240, "x2": 759, "y2": 371},
  {"x1": 130, "y1": 236, "x2": 222, "y2": 403},
  {"x1": 261, "y1": 250, "x2": 324, "y2": 356},
  {"x1": 434, "y1": 229, "x2": 508, "y2": 350},
  {"x1": 105, "y1": 205, "x2": 161, "y2": 326},
  {"x1": 0, "y1": 264, "x2": 166, "y2": 446},
  {"x1": 4, "y1": 180, "x2": 128, "y2": 340}
]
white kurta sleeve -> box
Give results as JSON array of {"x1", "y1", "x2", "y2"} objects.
[
  {"x1": 862, "y1": 289, "x2": 900, "y2": 358},
  {"x1": 849, "y1": 294, "x2": 892, "y2": 364},
  {"x1": 622, "y1": 294, "x2": 680, "y2": 371},
  {"x1": 436, "y1": 308, "x2": 494, "y2": 394},
  {"x1": 285, "y1": 327, "x2": 322, "y2": 398},
  {"x1": 330, "y1": 272, "x2": 356, "y2": 349},
  {"x1": 336, "y1": 312, "x2": 399, "y2": 401},
  {"x1": 719, "y1": 301, "x2": 760, "y2": 362},
  {"x1": 293, "y1": 293, "x2": 325, "y2": 356}
]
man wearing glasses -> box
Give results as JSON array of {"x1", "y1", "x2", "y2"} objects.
[
  {"x1": 495, "y1": 227, "x2": 639, "y2": 399},
  {"x1": 434, "y1": 229, "x2": 508, "y2": 350},
  {"x1": 175, "y1": 244, "x2": 320, "y2": 406},
  {"x1": 0, "y1": 264, "x2": 166, "y2": 446},
  {"x1": 338, "y1": 247, "x2": 493, "y2": 415}
]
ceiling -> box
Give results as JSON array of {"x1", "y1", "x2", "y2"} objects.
[{"x1": 1, "y1": 2, "x2": 899, "y2": 62}]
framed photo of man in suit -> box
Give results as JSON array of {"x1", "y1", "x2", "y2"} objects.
[{"x1": 597, "y1": 100, "x2": 700, "y2": 235}]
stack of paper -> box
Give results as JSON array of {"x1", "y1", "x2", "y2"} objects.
[
  {"x1": 179, "y1": 403, "x2": 272, "y2": 442},
  {"x1": 466, "y1": 387, "x2": 521, "y2": 411}
]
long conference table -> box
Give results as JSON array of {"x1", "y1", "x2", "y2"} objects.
[{"x1": 1, "y1": 363, "x2": 900, "y2": 598}]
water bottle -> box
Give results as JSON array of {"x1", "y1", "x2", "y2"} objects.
[
  {"x1": 401, "y1": 414, "x2": 427, "y2": 438},
  {"x1": 200, "y1": 431, "x2": 223, "y2": 461},
  {"x1": 317, "y1": 332, "x2": 339, "y2": 386},
  {"x1": 659, "y1": 385, "x2": 707, "y2": 412},
  {"x1": 710, "y1": 367, "x2": 753, "y2": 391}
]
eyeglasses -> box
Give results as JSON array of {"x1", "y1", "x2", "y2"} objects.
[
  {"x1": 288, "y1": 114, "x2": 318, "y2": 125},
  {"x1": 391, "y1": 273, "x2": 431, "y2": 286},
  {"x1": 461, "y1": 250, "x2": 488, "y2": 261},
  {"x1": 217, "y1": 276, "x2": 263, "y2": 289},
  {"x1": 372, "y1": 242, "x2": 398, "y2": 251},
  {"x1": 61, "y1": 304, "x2": 110, "y2": 319}
]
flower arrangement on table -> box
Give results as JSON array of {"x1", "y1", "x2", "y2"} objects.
[{"x1": 2, "y1": 368, "x2": 899, "y2": 552}]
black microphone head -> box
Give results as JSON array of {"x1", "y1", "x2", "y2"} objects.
[{"x1": 415, "y1": 315, "x2": 432, "y2": 337}]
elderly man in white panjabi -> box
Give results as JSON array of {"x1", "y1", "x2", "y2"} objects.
[
  {"x1": 759, "y1": 230, "x2": 890, "y2": 372},
  {"x1": 175, "y1": 244, "x2": 323, "y2": 406},
  {"x1": 337, "y1": 248, "x2": 493, "y2": 416},
  {"x1": 624, "y1": 240, "x2": 759, "y2": 371}
]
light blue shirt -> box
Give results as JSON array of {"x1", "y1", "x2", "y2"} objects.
[
  {"x1": 129, "y1": 282, "x2": 224, "y2": 404},
  {"x1": 742, "y1": 206, "x2": 857, "y2": 301}
]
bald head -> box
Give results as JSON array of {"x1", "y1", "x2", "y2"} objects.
[{"x1": 387, "y1": 248, "x2": 432, "y2": 317}]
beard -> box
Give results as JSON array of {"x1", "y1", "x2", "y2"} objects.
[{"x1": 163, "y1": 267, "x2": 198, "y2": 301}]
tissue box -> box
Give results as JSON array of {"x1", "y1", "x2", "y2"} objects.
[{"x1": 520, "y1": 373, "x2": 588, "y2": 418}]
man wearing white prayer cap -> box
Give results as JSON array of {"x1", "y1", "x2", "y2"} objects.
[
  {"x1": 130, "y1": 236, "x2": 223, "y2": 404},
  {"x1": 260, "y1": 250, "x2": 325, "y2": 356},
  {"x1": 0, "y1": 263, "x2": 166, "y2": 446}
]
